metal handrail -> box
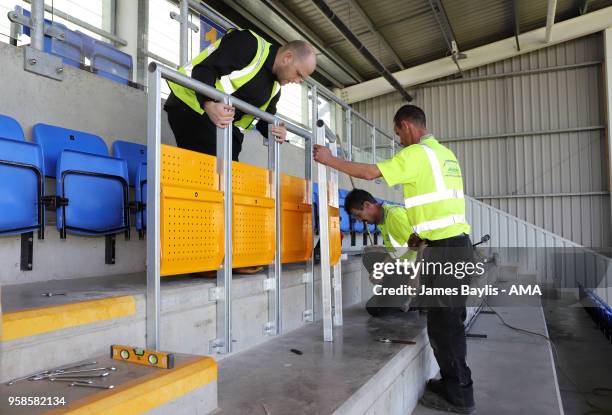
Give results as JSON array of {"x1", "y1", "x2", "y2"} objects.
[{"x1": 151, "y1": 62, "x2": 312, "y2": 139}]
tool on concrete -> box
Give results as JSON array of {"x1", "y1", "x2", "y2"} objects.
[
  {"x1": 377, "y1": 337, "x2": 416, "y2": 345},
  {"x1": 41, "y1": 292, "x2": 67, "y2": 296},
  {"x1": 111, "y1": 344, "x2": 174, "y2": 369},
  {"x1": 69, "y1": 382, "x2": 115, "y2": 389},
  {"x1": 52, "y1": 372, "x2": 110, "y2": 379},
  {"x1": 50, "y1": 378, "x2": 94, "y2": 384},
  {"x1": 31, "y1": 367, "x2": 116, "y2": 380},
  {"x1": 6, "y1": 361, "x2": 99, "y2": 385},
  {"x1": 290, "y1": 348, "x2": 303, "y2": 355}
]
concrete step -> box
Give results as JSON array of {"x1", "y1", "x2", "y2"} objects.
[
  {"x1": 0, "y1": 353, "x2": 217, "y2": 414},
  {"x1": 216, "y1": 306, "x2": 437, "y2": 415},
  {"x1": 0, "y1": 258, "x2": 366, "y2": 383}
]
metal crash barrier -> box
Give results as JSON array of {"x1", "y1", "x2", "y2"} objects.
[{"x1": 146, "y1": 63, "x2": 343, "y2": 353}]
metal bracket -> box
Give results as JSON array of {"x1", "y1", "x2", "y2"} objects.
[
  {"x1": 209, "y1": 338, "x2": 225, "y2": 354},
  {"x1": 263, "y1": 321, "x2": 276, "y2": 335},
  {"x1": 303, "y1": 309, "x2": 314, "y2": 322},
  {"x1": 208, "y1": 286, "x2": 224, "y2": 302},
  {"x1": 24, "y1": 47, "x2": 64, "y2": 81},
  {"x1": 8, "y1": 10, "x2": 67, "y2": 41},
  {"x1": 263, "y1": 278, "x2": 276, "y2": 292},
  {"x1": 301, "y1": 272, "x2": 312, "y2": 284},
  {"x1": 105, "y1": 234, "x2": 116, "y2": 265},
  {"x1": 20, "y1": 232, "x2": 34, "y2": 271},
  {"x1": 169, "y1": 11, "x2": 200, "y2": 32}
]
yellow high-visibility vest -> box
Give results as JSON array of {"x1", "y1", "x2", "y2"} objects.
[
  {"x1": 377, "y1": 135, "x2": 470, "y2": 241},
  {"x1": 167, "y1": 29, "x2": 280, "y2": 130}
]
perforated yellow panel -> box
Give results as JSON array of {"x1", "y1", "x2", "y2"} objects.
[
  {"x1": 161, "y1": 145, "x2": 218, "y2": 190},
  {"x1": 329, "y1": 207, "x2": 341, "y2": 266},
  {"x1": 281, "y1": 174, "x2": 312, "y2": 263},
  {"x1": 232, "y1": 160, "x2": 271, "y2": 197},
  {"x1": 233, "y1": 194, "x2": 275, "y2": 268},
  {"x1": 160, "y1": 146, "x2": 224, "y2": 276}
]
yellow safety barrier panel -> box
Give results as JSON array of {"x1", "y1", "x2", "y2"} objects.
[
  {"x1": 232, "y1": 161, "x2": 275, "y2": 268},
  {"x1": 329, "y1": 206, "x2": 341, "y2": 266},
  {"x1": 160, "y1": 145, "x2": 224, "y2": 276},
  {"x1": 280, "y1": 174, "x2": 313, "y2": 263}
]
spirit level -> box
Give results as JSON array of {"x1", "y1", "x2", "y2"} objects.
[{"x1": 110, "y1": 345, "x2": 174, "y2": 369}]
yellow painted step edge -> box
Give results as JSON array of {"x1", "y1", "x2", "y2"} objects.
[
  {"x1": 1, "y1": 296, "x2": 136, "y2": 342},
  {"x1": 48, "y1": 356, "x2": 217, "y2": 415}
]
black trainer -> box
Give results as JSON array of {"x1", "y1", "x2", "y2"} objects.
[
  {"x1": 420, "y1": 389, "x2": 475, "y2": 414},
  {"x1": 426, "y1": 378, "x2": 445, "y2": 395}
]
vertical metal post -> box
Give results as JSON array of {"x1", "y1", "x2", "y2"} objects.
[
  {"x1": 179, "y1": 0, "x2": 189, "y2": 66},
  {"x1": 303, "y1": 84, "x2": 317, "y2": 323},
  {"x1": 371, "y1": 125, "x2": 377, "y2": 164},
  {"x1": 212, "y1": 96, "x2": 233, "y2": 354},
  {"x1": 316, "y1": 120, "x2": 333, "y2": 342},
  {"x1": 146, "y1": 68, "x2": 162, "y2": 349},
  {"x1": 605, "y1": 28, "x2": 612, "y2": 241},
  {"x1": 30, "y1": 0, "x2": 45, "y2": 51},
  {"x1": 328, "y1": 138, "x2": 343, "y2": 327},
  {"x1": 346, "y1": 110, "x2": 352, "y2": 161},
  {"x1": 265, "y1": 120, "x2": 282, "y2": 336}
]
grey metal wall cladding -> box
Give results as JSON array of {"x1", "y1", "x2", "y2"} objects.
[{"x1": 353, "y1": 34, "x2": 608, "y2": 248}]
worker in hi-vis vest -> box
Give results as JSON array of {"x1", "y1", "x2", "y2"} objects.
[
  {"x1": 165, "y1": 29, "x2": 316, "y2": 161},
  {"x1": 314, "y1": 105, "x2": 475, "y2": 414},
  {"x1": 343, "y1": 189, "x2": 421, "y2": 317}
]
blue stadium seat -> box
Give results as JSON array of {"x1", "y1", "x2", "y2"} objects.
[
  {"x1": 112, "y1": 140, "x2": 147, "y2": 235},
  {"x1": 0, "y1": 115, "x2": 45, "y2": 238},
  {"x1": 339, "y1": 189, "x2": 350, "y2": 232},
  {"x1": 83, "y1": 35, "x2": 133, "y2": 85},
  {"x1": 135, "y1": 161, "x2": 147, "y2": 234},
  {"x1": 32, "y1": 124, "x2": 129, "y2": 239}
]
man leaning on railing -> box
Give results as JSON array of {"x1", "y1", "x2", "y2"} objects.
[{"x1": 164, "y1": 28, "x2": 317, "y2": 161}]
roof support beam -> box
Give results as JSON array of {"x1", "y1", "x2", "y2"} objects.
[
  {"x1": 345, "y1": 0, "x2": 404, "y2": 69},
  {"x1": 545, "y1": 0, "x2": 558, "y2": 43},
  {"x1": 512, "y1": 0, "x2": 521, "y2": 51},
  {"x1": 337, "y1": 6, "x2": 612, "y2": 103},
  {"x1": 310, "y1": 0, "x2": 412, "y2": 101},
  {"x1": 578, "y1": 0, "x2": 591, "y2": 15},
  {"x1": 427, "y1": 0, "x2": 463, "y2": 74}
]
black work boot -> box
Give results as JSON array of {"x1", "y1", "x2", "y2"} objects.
[
  {"x1": 426, "y1": 378, "x2": 445, "y2": 395},
  {"x1": 420, "y1": 389, "x2": 475, "y2": 414}
]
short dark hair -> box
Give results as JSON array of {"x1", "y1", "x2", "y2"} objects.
[
  {"x1": 344, "y1": 189, "x2": 377, "y2": 215},
  {"x1": 393, "y1": 105, "x2": 426, "y2": 128}
]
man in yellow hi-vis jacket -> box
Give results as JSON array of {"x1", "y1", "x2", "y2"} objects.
[
  {"x1": 165, "y1": 29, "x2": 316, "y2": 161},
  {"x1": 314, "y1": 105, "x2": 475, "y2": 414}
]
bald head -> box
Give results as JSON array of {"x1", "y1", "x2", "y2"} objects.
[{"x1": 273, "y1": 40, "x2": 317, "y2": 85}]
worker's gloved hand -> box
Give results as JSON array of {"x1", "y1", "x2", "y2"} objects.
[
  {"x1": 313, "y1": 144, "x2": 333, "y2": 165},
  {"x1": 204, "y1": 101, "x2": 235, "y2": 128},
  {"x1": 408, "y1": 233, "x2": 423, "y2": 248},
  {"x1": 271, "y1": 122, "x2": 287, "y2": 143}
]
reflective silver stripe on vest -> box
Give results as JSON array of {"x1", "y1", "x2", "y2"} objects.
[
  {"x1": 218, "y1": 36, "x2": 266, "y2": 94},
  {"x1": 404, "y1": 142, "x2": 464, "y2": 209},
  {"x1": 412, "y1": 214, "x2": 466, "y2": 234},
  {"x1": 183, "y1": 43, "x2": 218, "y2": 77}
]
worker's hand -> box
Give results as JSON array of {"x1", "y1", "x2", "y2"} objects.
[
  {"x1": 313, "y1": 144, "x2": 333, "y2": 165},
  {"x1": 271, "y1": 122, "x2": 287, "y2": 143},
  {"x1": 408, "y1": 233, "x2": 423, "y2": 248},
  {"x1": 204, "y1": 101, "x2": 235, "y2": 129}
]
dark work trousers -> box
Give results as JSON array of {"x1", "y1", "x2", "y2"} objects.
[
  {"x1": 165, "y1": 103, "x2": 244, "y2": 161},
  {"x1": 423, "y1": 234, "x2": 475, "y2": 407}
]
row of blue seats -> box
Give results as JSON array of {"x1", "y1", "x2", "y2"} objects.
[
  {"x1": 0, "y1": 115, "x2": 147, "y2": 245},
  {"x1": 581, "y1": 286, "x2": 612, "y2": 343},
  {"x1": 18, "y1": 6, "x2": 133, "y2": 85}
]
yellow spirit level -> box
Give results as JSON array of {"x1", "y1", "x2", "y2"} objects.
[{"x1": 110, "y1": 345, "x2": 174, "y2": 369}]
